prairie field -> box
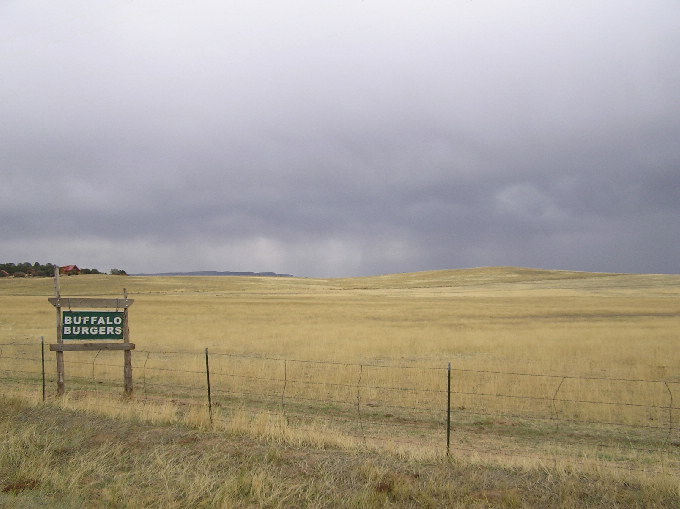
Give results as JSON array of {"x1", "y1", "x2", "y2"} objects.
[
  {"x1": 3, "y1": 266, "x2": 679, "y2": 372},
  {"x1": 1, "y1": 267, "x2": 680, "y2": 507}
]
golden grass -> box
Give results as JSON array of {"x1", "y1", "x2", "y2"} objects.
[
  {"x1": 2, "y1": 395, "x2": 679, "y2": 508},
  {"x1": 2, "y1": 268, "x2": 679, "y2": 401},
  {"x1": 2, "y1": 267, "x2": 679, "y2": 372},
  {"x1": 1, "y1": 267, "x2": 679, "y2": 480}
]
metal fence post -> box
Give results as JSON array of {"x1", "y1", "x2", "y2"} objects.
[
  {"x1": 205, "y1": 348, "x2": 213, "y2": 425},
  {"x1": 41, "y1": 336, "x2": 46, "y2": 402},
  {"x1": 447, "y1": 362, "x2": 451, "y2": 457}
]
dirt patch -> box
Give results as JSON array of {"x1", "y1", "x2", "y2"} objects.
[{"x1": 2, "y1": 479, "x2": 39, "y2": 493}]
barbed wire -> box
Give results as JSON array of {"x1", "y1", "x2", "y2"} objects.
[
  {"x1": 2, "y1": 339, "x2": 679, "y2": 478},
  {"x1": 5, "y1": 341, "x2": 679, "y2": 385},
  {"x1": 452, "y1": 407, "x2": 675, "y2": 433},
  {"x1": 451, "y1": 388, "x2": 678, "y2": 411},
  {"x1": 6, "y1": 360, "x2": 674, "y2": 420},
  {"x1": 449, "y1": 366, "x2": 680, "y2": 384},
  {"x1": 0, "y1": 368, "x2": 42, "y2": 377}
]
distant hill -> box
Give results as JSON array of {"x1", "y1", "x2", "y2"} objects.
[{"x1": 132, "y1": 270, "x2": 295, "y2": 277}]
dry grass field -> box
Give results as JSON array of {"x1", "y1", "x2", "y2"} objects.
[
  {"x1": 1, "y1": 267, "x2": 680, "y2": 507},
  {"x1": 2, "y1": 396, "x2": 679, "y2": 509},
  {"x1": 3, "y1": 266, "x2": 679, "y2": 372}
]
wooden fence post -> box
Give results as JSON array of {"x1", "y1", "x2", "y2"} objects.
[
  {"x1": 54, "y1": 267, "x2": 65, "y2": 396},
  {"x1": 123, "y1": 288, "x2": 133, "y2": 397}
]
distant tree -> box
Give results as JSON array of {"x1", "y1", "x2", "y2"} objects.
[
  {"x1": 110, "y1": 268, "x2": 128, "y2": 276},
  {"x1": 0, "y1": 263, "x2": 15, "y2": 274},
  {"x1": 0, "y1": 262, "x2": 100, "y2": 277}
]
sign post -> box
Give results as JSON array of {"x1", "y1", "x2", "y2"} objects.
[
  {"x1": 53, "y1": 267, "x2": 65, "y2": 395},
  {"x1": 49, "y1": 269, "x2": 135, "y2": 396}
]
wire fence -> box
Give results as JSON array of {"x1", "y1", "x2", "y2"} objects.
[{"x1": 1, "y1": 338, "x2": 679, "y2": 477}]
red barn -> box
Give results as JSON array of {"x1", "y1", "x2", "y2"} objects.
[{"x1": 59, "y1": 265, "x2": 81, "y2": 275}]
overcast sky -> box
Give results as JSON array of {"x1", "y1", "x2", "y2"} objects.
[{"x1": 2, "y1": 1, "x2": 679, "y2": 277}]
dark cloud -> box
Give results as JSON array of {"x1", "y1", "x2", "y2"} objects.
[{"x1": 2, "y1": 1, "x2": 679, "y2": 276}]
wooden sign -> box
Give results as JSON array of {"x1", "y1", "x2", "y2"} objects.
[{"x1": 49, "y1": 268, "x2": 135, "y2": 396}]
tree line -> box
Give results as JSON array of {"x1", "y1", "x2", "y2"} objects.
[{"x1": 0, "y1": 262, "x2": 126, "y2": 277}]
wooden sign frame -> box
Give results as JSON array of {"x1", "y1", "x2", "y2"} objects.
[{"x1": 48, "y1": 268, "x2": 135, "y2": 396}]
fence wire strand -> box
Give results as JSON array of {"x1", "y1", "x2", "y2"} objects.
[{"x1": 1, "y1": 340, "x2": 679, "y2": 478}]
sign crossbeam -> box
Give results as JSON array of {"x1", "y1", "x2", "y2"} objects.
[
  {"x1": 50, "y1": 343, "x2": 135, "y2": 351},
  {"x1": 48, "y1": 297, "x2": 134, "y2": 309}
]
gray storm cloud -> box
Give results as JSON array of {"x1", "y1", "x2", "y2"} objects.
[{"x1": 2, "y1": 1, "x2": 679, "y2": 276}]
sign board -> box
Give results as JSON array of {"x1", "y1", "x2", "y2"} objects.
[
  {"x1": 49, "y1": 269, "x2": 135, "y2": 396},
  {"x1": 62, "y1": 311, "x2": 125, "y2": 340}
]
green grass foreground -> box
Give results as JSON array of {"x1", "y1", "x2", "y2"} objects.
[{"x1": 1, "y1": 396, "x2": 678, "y2": 509}]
